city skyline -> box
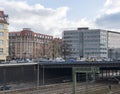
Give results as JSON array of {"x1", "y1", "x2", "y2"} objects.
[{"x1": 0, "y1": 0, "x2": 120, "y2": 37}]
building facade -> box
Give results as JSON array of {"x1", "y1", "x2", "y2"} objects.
[
  {"x1": 63, "y1": 27, "x2": 120, "y2": 60},
  {"x1": 0, "y1": 11, "x2": 9, "y2": 61},
  {"x1": 9, "y1": 28, "x2": 53, "y2": 60}
]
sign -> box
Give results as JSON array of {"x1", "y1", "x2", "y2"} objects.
[{"x1": 73, "y1": 67, "x2": 99, "y2": 73}]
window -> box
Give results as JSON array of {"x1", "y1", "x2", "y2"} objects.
[
  {"x1": 0, "y1": 48, "x2": 3, "y2": 54},
  {"x1": 0, "y1": 40, "x2": 3, "y2": 45},
  {"x1": 0, "y1": 24, "x2": 4, "y2": 29},
  {"x1": 0, "y1": 32, "x2": 4, "y2": 36}
]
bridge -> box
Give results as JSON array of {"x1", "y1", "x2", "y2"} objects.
[
  {"x1": 38, "y1": 61, "x2": 120, "y2": 68},
  {"x1": 0, "y1": 61, "x2": 120, "y2": 86},
  {"x1": 0, "y1": 61, "x2": 120, "y2": 68}
]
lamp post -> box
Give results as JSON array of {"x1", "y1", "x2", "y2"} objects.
[
  {"x1": 42, "y1": 65, "x2": 45, "y2": 85},
  {"x1": 37, "y1": 62, "x2": 39, "y2": 88}
]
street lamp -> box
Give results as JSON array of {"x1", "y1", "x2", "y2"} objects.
[
  {"x1": 37, "y1": 61, "x2": 39, "y2": 88},
  {"x1": 42, "y1": 65, "x2": 45, "y2": 85}
]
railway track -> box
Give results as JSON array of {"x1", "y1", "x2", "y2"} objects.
[{"x1": 0, "y1": 82, "x2": 111, "y2": 94}]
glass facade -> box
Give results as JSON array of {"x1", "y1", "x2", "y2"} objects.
[
  {"x1": 63, "y1": 28, "x2": 120, "y2": 60},
  {"x1": 83, "y1": 30, "x2": 101, "y2": 58}
]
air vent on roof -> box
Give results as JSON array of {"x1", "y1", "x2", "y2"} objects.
[
  {"x1": 23, "y1": 28, "x2": 31, "y2": 31},
  {"x1": 77, "y1": 27, "x2": 89, "y2": 30}
]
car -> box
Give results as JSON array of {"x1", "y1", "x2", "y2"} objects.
[
  {"x1": 77, "y1": 58, "x2": 87, "y2": 61},
  {"x1": 66, "y1": 58, "x2": 76, "y2": 63},
  {"x1": 0, "y1": 61, "x2": 9, "y2": 64},
  {"x1": 17, "y1": 60, "x2": 25, "y2": 63},
  {"x1": 10, "y1": 60, "x2": 16, "y2": 63},
  {"x1": 103, "y1": 58, "x2": 112, "y2": 61},
  {"x1": 26, "y1": 59, "x2": 33, "y2": 63},
  {"x1": 55, "y1": 57, "x2": 65, "y2": 62},
  {"x1": 0, "y1": 85, "x2": 11, "y2": 91},
  {"x1": 39, "y1": 58, "x2": 49, "y2": 63}
]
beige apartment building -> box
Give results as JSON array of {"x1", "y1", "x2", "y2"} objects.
[
  {"x1": 0, "y1": 11, "x2": 9, "y2": 61},
  {"x1": 9, "y1": 28, "x2": 53, "y2": 59}
]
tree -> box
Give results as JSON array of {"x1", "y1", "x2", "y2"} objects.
[
  {"x1": 61, "y1": 41, "x2": 71, "y2": 59},
  {"x1": 51, "y1": 38, "x2": 62, "y2": 59}
]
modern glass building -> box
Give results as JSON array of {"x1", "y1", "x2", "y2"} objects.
[{"x1": 63, "y1": 27, "x2": 120, "y2": 60}]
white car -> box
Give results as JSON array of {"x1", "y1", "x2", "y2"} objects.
[{"x1": 55, "y1": 57, "x2": 65, "y2": 62}]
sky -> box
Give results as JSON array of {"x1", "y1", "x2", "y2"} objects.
[{"x1": 0, "y1": 0, "x2": 120, "y2": 37}]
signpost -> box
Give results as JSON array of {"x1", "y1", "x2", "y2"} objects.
[{"x1": 72, "y1": 67, "x2": 99, "y2": 94}]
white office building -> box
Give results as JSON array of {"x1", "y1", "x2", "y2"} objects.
[{"x1": 62, "y1": 27, "x2": 120, "y2": 60}]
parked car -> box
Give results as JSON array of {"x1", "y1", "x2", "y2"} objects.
[
  {"x1": 10, "y1": 60, "x2": 16, "y2": 63},
  {"x1": 103, "y1": 58, "x2": 113, "y2": 61},
  {"x1": 0, "y1": 61, "x2": 9, "y2": 64},
  {"x1": 55, "y1": 57, "x2": 65, "y2": 62},
  {"x1": 39, "y1": 58, "x2": 49, "y2": 62},
  {"x1": 26, "y1": 59, "x2": 33, "y2": 63},
  {"x1": 66, "y1": 58, "x2": 76, "y2": 63},
  {"x1": 77, "y1": 58, "x2": 87, "y2": 61},
  {"x1": 0, "y1": 85, "x2": 11, "y2": 91},
  {"x1": 17, "y1": 60, "x2": 25, "y2": 63}
]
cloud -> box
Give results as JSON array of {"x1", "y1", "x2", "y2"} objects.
[
  {"x1": 0, "y1": 0, "x2": 93, "y2": 38},
  {"x1": 96, "y1": 12, "x2": 120, "y2": 29},
  {"x1": 95, "y1": 0, "x2": 120, "y2": 30},
  {"x1": 0, "y1": 0, "x2": 68, "y2": 37},
  {"x1": 104, "y1": 0, "x2": 112, "y2": 7}
]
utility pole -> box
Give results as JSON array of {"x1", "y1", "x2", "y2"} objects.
[
  {"x1": 72, "y1": 67, "x2": 77, "y2": 94},
  {"x1": 37, "y1": 63, "x2": 39, "y2": 88},
  {"x1": 42, "y1": 65, "x2": 45, "y2": 85}
]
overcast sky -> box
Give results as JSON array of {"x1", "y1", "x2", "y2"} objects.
[{"x1": 0, "y1": 0, "x2": 120, "y2": 37}]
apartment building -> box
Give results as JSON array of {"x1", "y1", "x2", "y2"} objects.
[
  {"x1": 0, "y1": 11, "x2": 9, "y2": 61},
  {"x1": 63, "y1": 27, "x2": 120, "y2": 60},
  {"x1": 9, "y1": 28, "x2": 53, "y2": 59}
]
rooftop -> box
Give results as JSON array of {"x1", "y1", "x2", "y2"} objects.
[{"x1": 0, "y1": 11, "x2": 8, "y2": 24}]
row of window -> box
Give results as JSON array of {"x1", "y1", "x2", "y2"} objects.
[
  {"x1": 84, "y1": 35, "x2": 100, "y2": 38},
  {"x1": 84, "y1": 40, "x2": 100, "y2": 42},
  {"x1": 84, "y1": 48, "x2": 107, "y2": 50},
  {"x1": 64, "y1": 32, "x2": 78, "y2": 35},
  {"x1": 83, "y1": 31, "x2": 99, "y2": 34},
  {"x1": 9, "y1": 36, "x2": 52, "y2": 40},
  {"x1": 10, "y1": 34, "x2": 53, "y2": 40},
  {"x1": 85, "y1": 52, "x2": 107, "y2": 54}
]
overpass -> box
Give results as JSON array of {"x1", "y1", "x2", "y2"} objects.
[
  {"x1": 38, "y1": 61, "x2": 120, "y2": 68},
  {"x1": 0, "y1": 61, "x2": 120, "y2": 85},
  {"x1": 0, "y1": 61, "x2": 120, "y2": 68}
]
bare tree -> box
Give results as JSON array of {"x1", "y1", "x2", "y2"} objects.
[{"x1": 61, "y1": 41, "x2": 71, "y2": 59}]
